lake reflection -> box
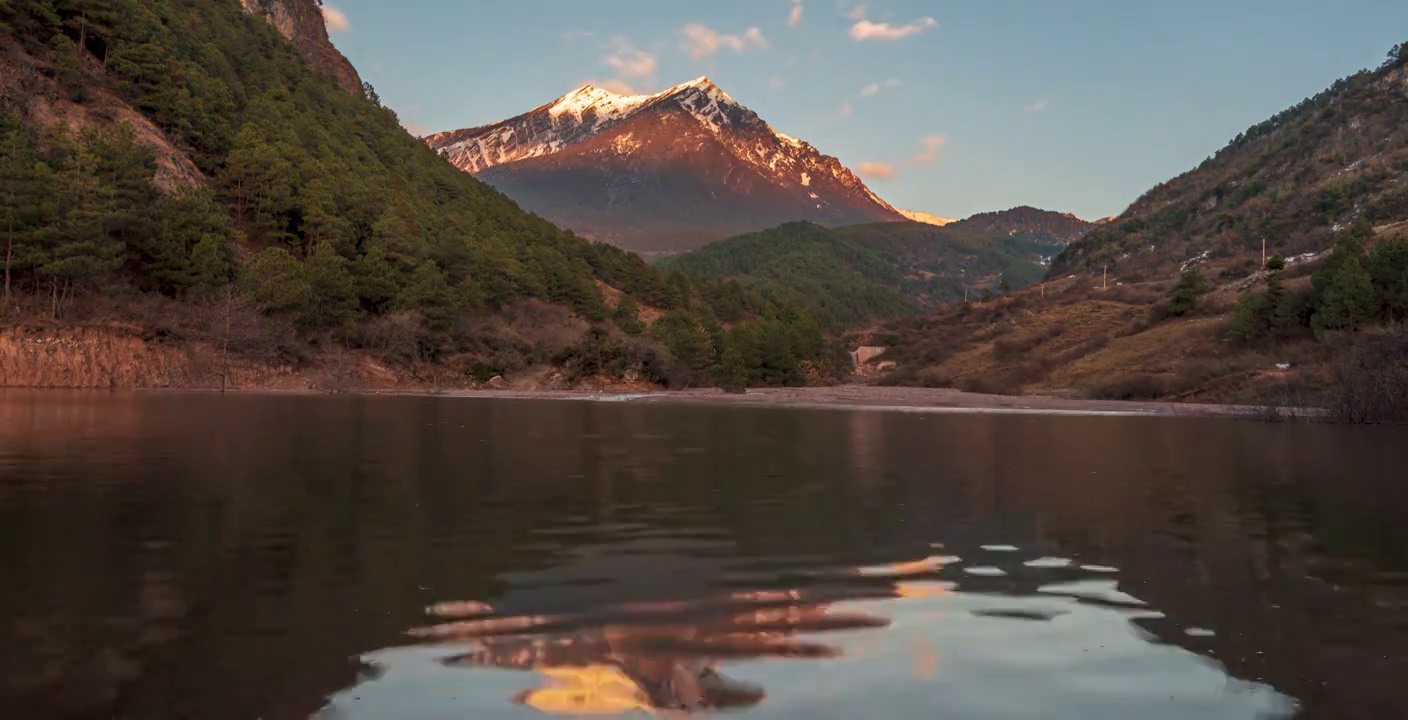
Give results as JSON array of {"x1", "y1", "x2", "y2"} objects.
[{"x1": 1, "y1": 392, "x2": 1406, "y2": 719}]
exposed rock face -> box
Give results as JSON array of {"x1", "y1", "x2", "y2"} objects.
[
  {"x1": 425, "y1": 78, "x2": 904, "y2": 254},
  {"x1": 0, "y1": 36, "x2": 204, "y2": 192},
  {"x1": 240, "y1": 0, "x2": 363, "y2": 95}
]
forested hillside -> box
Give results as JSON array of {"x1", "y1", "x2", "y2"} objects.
[
  {"x1": 665, "y1": 221, "x2": 1049, "y2": 330},
  {"x1": 1055, "y1": 43, "x2": 1408, "y2": 280},
  {"x1": 867, "y1": 42, "x2": 1408, "y2": 417},
  {"x1": 0, "y1": 0, "x2": 841, "y2": 389}
]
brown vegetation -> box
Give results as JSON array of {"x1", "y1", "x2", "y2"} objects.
[{"x1": 1328, "y1": 329, "x2": 1408, "y2": 423}]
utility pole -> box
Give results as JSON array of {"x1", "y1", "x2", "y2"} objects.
[
  {"x1": 1103, "y1": 265, "x2": 1108, "y2": 290},
  {"x1": 1262, "y1": 238, "x2": 1267, "y2": 268}
]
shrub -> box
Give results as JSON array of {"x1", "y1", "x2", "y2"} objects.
[
  {"x1": 1166, "y1": 269, "x2": 1208, "y2": 316},
  {"x1": 1328, "y1": 330, "x2": 1408, "y2": 423}
]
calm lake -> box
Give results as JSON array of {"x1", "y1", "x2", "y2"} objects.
[{"x1": 1, "y1": 391, "x2": 1406, "y2": 719}]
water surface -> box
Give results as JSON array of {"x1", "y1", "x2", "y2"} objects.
[{"x1": 1, "y1": 391, "x2": 1406, "y2": 719}]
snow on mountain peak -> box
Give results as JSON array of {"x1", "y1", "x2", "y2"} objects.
[
  {"x1": 549, "y1": 85, "x2": 652, "y2": 125},
  {"x1": 426, "y1": 77, "x2": 902, "y2": 220}
]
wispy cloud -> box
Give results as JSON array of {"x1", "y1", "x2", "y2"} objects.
[
  {"x1": 859, "y1": 78, "x2": 901, "y2": 97},
  {"x1": 1024, "y1": 100, "x2": 1050, "y2": 114},
  {"x1": 838, "y1": 101, "x2": 854, "y2": 118},
  {"x1": 848, "y1": 6, "x2": 936, "y2": 42},
  {"x1": 789, "y1": 0, "x2": 804, "y2": 27},
  {"x1": 858, "y1": 161, "x2": 897, "y2": 181},
  {"x1": 603, "y1": 41, "x2": 657, "y2": 79},
  {"x1": 680, "y1": 24, "x2": 768, "y2": 59},
  {"x1": 321, "y1": 4, "x2": 350, "y2": 33},
  {"x1": 590, "y1": 37, "x2": 656, "y2": 94},
  {"x1": 911, "y1": 135, "x2": 947, "y2": 166}
]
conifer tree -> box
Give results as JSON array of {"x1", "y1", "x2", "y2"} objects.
[
  {"x1": 0, "y1": 113, "x2": 52, "y2": 306},
  {"x1": 613, "y1": 295, "x2": 645, "y2": 336},
  {"x1": 1314, "y1": 256, "x2": 1377, "y2": 331},
  {"x1": 1167, "y1": 269, "x2": 1207, "y2": 316}
]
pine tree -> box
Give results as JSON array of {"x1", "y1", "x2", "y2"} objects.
[
  {"x1": 1167, "y1": 269, "x2": 1207, "y2": 316},
  {"x1": 1367, "y1": 239, "x2": 1408, "y2": 321},
  {"x1": 613, "y1": 294, "x2": 645, "y2": 336},
  {"x1": 1312, "y1": 222, "x2": 1373, "y2": 310},
  {"x1": 0, "y1": 113, "x2": 53, "y2": 307},
  {"x1": 650, "y1": 310, "x2": 713, "y2": 377},
  {"x1": 303, "y1": 241, "x2": 358, "y2": 331},
  {"x1": 222, "y1": 126, "x2": 295, "y2": 240},
  {"x1": 41, "y1": 127, "x2": 136, "y2": 315},
  {"x1": 242, "y1": 247, "x2": 312, "y2": 318},
  {"x1": 1227, "y1": 290, "x2": 1269, "y2": 341},
  {"x1": 716, "y1": 341, "x2": 748, "y2": 393},
  {"x1": 397, "y1": 261, "x2": 458, "y2": 332},
  {"x1": 1314, "y1": 256, "x2": 1377, "y2": 331}
]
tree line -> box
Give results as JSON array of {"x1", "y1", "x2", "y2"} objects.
[{"x1": 0, "y1": 0, "x2": 844, "y2": 388}]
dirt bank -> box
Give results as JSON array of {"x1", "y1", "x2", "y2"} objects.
[
  {"x1": 0, "y1": 326, "x2": 1300, "y2": 418},
  {"x1": 0, "y1": 325, "x2": 432, "y2": 391},
  {"x1": 409, "y1": 385, "x2": 1291, "y2": 419}
]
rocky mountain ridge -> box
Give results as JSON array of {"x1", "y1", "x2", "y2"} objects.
[{"x1": 240, "y1": 0, "x2": 362, "y2": 95}]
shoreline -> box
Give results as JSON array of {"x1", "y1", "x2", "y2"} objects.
[{"x1": 0, "y1": 383, "x2": 1309, "y2": 419}]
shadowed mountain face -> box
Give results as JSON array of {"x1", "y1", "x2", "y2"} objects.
[
  {"x1": 425, "y1": 78, "x2": 903, "y2": 254},
  {"x1": 947, "y1": 206, "x2": 1095, "y2": 245}
]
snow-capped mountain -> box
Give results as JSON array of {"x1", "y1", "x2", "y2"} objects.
[
  {"x1": 898, "y1": 209, "x2": 958, "y2": 227},
  {"x1": 425, "y1": 78, "x2": 904, "y2": 254}
]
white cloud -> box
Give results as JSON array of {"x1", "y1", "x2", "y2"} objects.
[
  {"x1": 563, "y1": 30, "x2": 594, "y2": 42},
  {"x1": 848, "y1": 6, "x2": 937, "y2": 42},
  {"x1": 321, "y1": 5, "x2": 350, "y2": 33},
  {"x1": 838, "y1": 101, "x2": 854, "y2": 118},
  {"x1": 770, "y1": 76, "x2": 787, "y2": 92},
  {"x1": 603, "y1": 47, "x2": 656, "y2": 79},
  {"x1": 911, "y1": 135, "x2": 947, "y2": 166},
  {"x1": 680, "y1": 24, "x2": 768, "y2": 59},
  {"x1": 594, "y1": 37, "x2": 655, "y2": 94},
  {"x1": 859, "y1": 79, "x2": 900, "y2": 98},
  {"x1": 858, "y1": 161, "x2": 896, "y2": 181},
  {"x1": 1024, "y1": 100, "x2": 1050, "y2": 114},
  {"x1": 789, "y1": 0, "x2": 804, "y2": 27}
]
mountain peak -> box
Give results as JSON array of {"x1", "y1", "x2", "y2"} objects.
[{"x1": 425, "y1": 78, "x2": 903, "y2": 251}]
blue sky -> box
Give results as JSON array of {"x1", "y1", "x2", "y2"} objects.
[{"x1": 324, "y1": 1, "x2": 1408, "y2": 220}]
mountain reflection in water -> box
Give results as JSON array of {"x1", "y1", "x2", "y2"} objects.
[
  {"x1": 2, "y1": 393, "x2": 1406, "y2": 719},
  {"x1": 406, "y1": 580, "x2": 917, "y2": 715}
]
